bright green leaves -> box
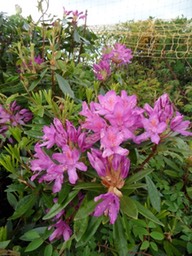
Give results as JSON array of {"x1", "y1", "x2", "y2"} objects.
[{"x1": 150, "y1": 231, "x2": 164, "y2": 240}]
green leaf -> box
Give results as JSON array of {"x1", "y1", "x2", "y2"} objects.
[
  {"x1": 140, "y1": 240, "x2": 149, "y2": 250},
  {"x1": 74, "y1": 217, "x2": 89, "y2": 242},
  {"x1": 74, "y1": 197, "x2": 99, "y2": 221},
  {"x1": 25, "y1": 238, "x2": 44, "y2": 252},
  {"x1": 73, "y1": 182, "x2": 104, "y2": 191},
  {"x1": 150, "y1": 231, "x2": 164, "y2": 240},
  {"x1": 42, "y1": 203, "x2": 64, "y2": 221},
  {"x1": 44, "y1": 244, "x2": 53, "y2": 256},
  {"x1": 76, "y1": 216, "x2": 102, "y2": 247},
  {"x1": 122, "y1": 182, "x2": 147, "y2": 191},
  {"x1": 0, "y1": 240, "x2": 11, "y2": 249},
  {"x1": 28, "y1": 69, "x2": 48, "y2": 91},
  {"x1": 74, "y1": 197, "x2": 99, "y2": 242},
  {"x1": 7, "y1": 192, "x2": 17, "y2": 209},
  {"x1": 163, "y1": 157, "x2": 180, "y2": 171},
  {"x1": 113, "y1": 216, "x2": 128, "y2": 256},
  {"x1": 8, "y1": 126, "x2": 22, "y2": 142},
  {"x1": 134, "y1": 201, "x2": 164, "y2": 226},
  {"x1": 20, "y1": 230, "x2": 41, "y2": 241},
  {"x1": 55, "y1": 73, "x2": 74, "y2": 98},
  {"x1": 74, "y1": 29, "x2": 81, "y2": 43},
  {"x1": 120, "y1": 196, "x2": 138, "y2": 219},
  {"x1": 150, "y1": 241, "x2": 158, "y2": 251},
  {"x1": 43, "y1": 190, "x2": 78, "y2": 220},
  {"x1": 164, "y1": 170, "x2": 180, "y2": 178},
  {"x1": 125, "y1": 169, "x2": 153, "y2": 185},
  {"x1": 146, "y1": 176, "x2": 161, "y2": 212},
  {"x1": 187, "y1": 242, "x2": 192, "y2": 254},
  {"x1": 9, "y1": 194, "x2": 36, "y2": 220}
]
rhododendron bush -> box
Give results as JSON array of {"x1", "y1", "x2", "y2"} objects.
[{"x1": 0, "y1": 3, "x2": 192, "y2": 256}]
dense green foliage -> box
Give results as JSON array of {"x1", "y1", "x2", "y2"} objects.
[{"x1": 0, "y1": 6, "x2": 192, "y2": 256}]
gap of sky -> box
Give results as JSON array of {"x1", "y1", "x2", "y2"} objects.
[{"x1": 0, "y1": 0, "x2": 191, "y2": 25}]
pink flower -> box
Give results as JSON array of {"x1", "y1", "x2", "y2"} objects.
[
  {"x1": 63, "y1": 7, "x2": 86, "y2": 25},
  {"x1": 53, "y1": 145, "x2": 87, "y2": 184},
  {"x1": 102, "y1": 43, "x2": 133, "y2": 65},
  {"x1": 0, "y1": 101, "x2": 33, "y2": 139},
  {"x1": 72, "y1": 10, "x2": 86, "y2": 23},
  {"x1": 153, "y1": 93, "x2": 174, "y2": 122},
  {"x1": 100, "y1": 126, "x2": 128, "y2": 157},
  {"x1": 49, "y1": 219, "x2": 72, "y2": 242},
  {"x1": 112, "y1": 154, "x2": 130, "y2": 179},
  {"x1": 170, "y1": 112, "x2": 192, "y2": 136},
  {"x1": 34, "y1": 55, "x2": 44, "y2": 65},
  {"x1": 93, "y1": 192, "x2": 120, "y2": 224},
  {"x1": 136, "y1": 114, "x2": 167, "y2": 144},
  {"x1": 9, "y1": 101, "x2": 33, "y2": 126},
  {"x1": 88, "y1": 149, "x2": 130, "y2": 180},
  {"x1": 0, "y1": 105, "x2": 11, "y2": 124},
  {"x1": 111, "y1": 43, "x2": 133, "y2": 65},
  {"x1": 30, "y1": 144, "x2": 55, "y2": 181},
  {"x1": 93, "y1": 60, "x2": 111, "y2": 81},
  {"x1": 80, "y1": 102, "x2": 107, "y2": 133},
  {"x1": 87, "y1": 148, "x2": 108, "y2": 177},
  {"x1": 40, "y1": 118, "x2": 67, "y2": 149},
  {"x1": 94, "y1": 90, "x2": 120, "y2": 115}
]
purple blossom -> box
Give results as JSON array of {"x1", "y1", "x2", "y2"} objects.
[
  {"x1": 112, "y1": 154, "x2": 130, "y2": 179},
  {"x1": 80, "y1": 101, "x2": 107, "y2": 134},
  {"x1": 40, "y1": 118, "x2": 67, "y2": 149},
  {"x1": 111, "y1": 43, "x2": 133, "y2": 65},
  {"x1": 93, "y1": 60, "x2": 111, "y2": 81},
  {"x1": 136, "y1": 114, "x2": 167, "y2": 144},
  {"x1": 88, "y1": 149, "x2": 130, "y2": 191},
  {"x1": 0, "y1": 101, "x2": 33, "y2": 140},
  {"x1": 63, "y1": 7, "x2": 86, "y2": 25},
  {"x1": 49, "y1": 219, "x2": 72, "y2": 242},
  {"x1": 87, "y1": 148, "x2": 108, "y2": 177},
  {"x1": 34, "y1": 55, "x2": 44, "y2": 65},
  {"x1": 0, "y1": 105, "x2": 11, "y2": 124},
  {"x1": 30, "y1": 144, "x2": 56, "y2": 179},
  {"x1": 94, "y1": 90, "x2": 120, "y2": 115},
  {"x1": 100, "y1": 126, "x2": 129, "y2": 157},
  {"x1": 52, "y1": 145, "x2": 87, "y2": 184},
  {"x1": 102, "y1": 43, "x2": 133, "y2": 65},
  {"x1": 93, "y1": 192, "x2": 120, "y2": 224},
  {"x1": 152, "y1": 93, "x2": 174, "y2": 122},
  {"x1": 170, "y1": 112, "x2": 192, "y2": 136}
]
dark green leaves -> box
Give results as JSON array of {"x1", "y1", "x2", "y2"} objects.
[
  {"x1": 120, "y1": 196, "x2": 138, "y2": 219},
  {"x1": 134, "y1": 201, "x2": 164, "y2": 226},
  {"x1": 146, "y1": 176, "x2": 161, "y2": 212},
  {"x1": 113, "y1": 216, "x2": 128, "y2": 256},
  {"x1": 9, "y1": 194, "x2": 36, "y2": 220},
  {"x1": 43, "y1": 190, "x2": 78, "y2": 220}
]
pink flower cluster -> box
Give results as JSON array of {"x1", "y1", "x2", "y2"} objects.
[
  {"x1": 63, "y1": 7, "x2": 86, "y2": 25},
  {"x1": 31, "y1": 90, "x2": 192, "y2": 229},
  {"x1": 30, "y1": 119, "x2": 87, "y2": 193},
  {"x1": 93, "y1": 43, "x2": 133, "y2": 81},
  {"x1": 0, "y1": 101, "x2": 33, "y2": 139}
]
